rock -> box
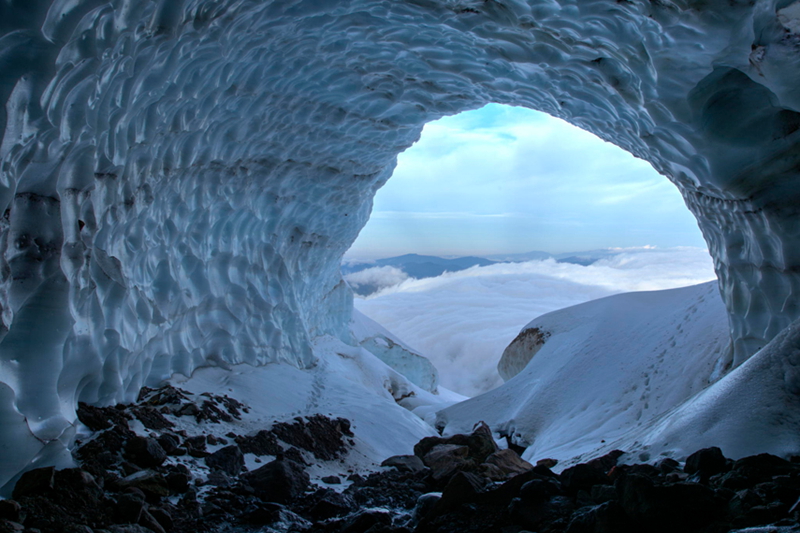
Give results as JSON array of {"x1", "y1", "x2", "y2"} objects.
[
  {"x1": 308, "y1": 489, "x2": 355, "y2": 521},
  {"x1": 155, "y1": 434, "x2": 180, "y2": 455},
  {"x1": 519, "y1": 478, "x2": 563, "y2": 503},
  {"x1": 116, "y1": 493, "x2": 145, "y2": 523},
  {"x1": 510, "y1": 494, "x2": 575, "y2": 530},
  {"x1": 271, "y1": 415, "x2": 353, "y2": 461},
  {"x1": 339, "y1": 510, "x2": 391, "y2": 533},
  {"x1": 565, "y1": 501, "x2": 630, "y2": 533},
  {"x1": 381, "y1": 455, "x2": 427, "y2": 473},
  {"x1": 560, "y1": 463, "x2": 612, "y2": 496},
  {"x1": 434, "y1": 471, "x2": 487, "y2": 513},
  {"x1": 76, "y1": 403, "x2": 131, "y2": 431},
  {"x1": 422, "y1": 444, "x2": 474, "y2": 482},
  {"x1": 413, "y1": 492, "x2": 442, "y2": 522},
  {"x1": 0, "y1": 520, "x2": 23, "y2": 533},
  {"x1": 242, "y1": 459, "x2": 310, "y2": 503},
  {"x1": 235, "y1": 430, "x2": 281, "y2": 456},
  {"x1": 479, "y1": 463, "x2": 509, "y2": 482},
  {"x1": 124, "y1": 437, "x2": 167, "y2": 468},
  {"x1": 139, "y1": 509, "x2": 166, "y2": 533},
  {"x1": 537, "y1": 458, "x2": 559, "y2": 469},
  {"x1": 12, "y1": 467, "x2": 55, "y2": 499},
  {"x1": 183, "y1": 435, "x2": 207, "y2": 453},
  {"x1": 0, "y1": 501, "x2": 21, "y2": 522},
  {"x1": 584, "y1": 450, "x2": 625, "y2": 474},
  {"x1": 165, "y1": 471, "x2": 190, "y2": 494},
  {"x1": 483, "y1": 448, "x2": 532, "y2": 479},
  {"x1": 131, "y1": 406, "x2": 174, "y2": 431},
  {"x1": 205, "y1": 445, "x2": 244, "y2": 476},
  {"x1": 684, "y1": 446, "x2": 729, "y2": 479},
  {"x1": 733, "y1": 454, "x2": 799, "y2": 483},
  {"x1": 321, "y1": 475, "x2": 341, "y2": 484},
  {"x1": 617, "y1": 473, "x2": 726, "y2": 532},
  {"x1": 106, "y1": 526, "x2": 152, "y2": 533},
  {"x1": 207, "y1": 470, "x2": 233, "y2": 487},
  {"x1": 116, "y1": 470, "x2": 170, "y2": 500},
  {"x1": 414, "y1": 422, "x2": 497, "y2": 464},
  {"x1": 148, "y1": 508, "x2": 173, "y2": 531},
  {"x1": 655, "y1": 457, "x2": 680, "y2": 474}
]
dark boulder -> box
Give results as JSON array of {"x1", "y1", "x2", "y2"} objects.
[
  {"x1": 561, "y1": 463, "x2": 613, "y2": 496},
  {"x1": 684, "y1": 446, "x2": 729, "y2": 479},
  {"x1": 422, "y1": 444, "x2": 474, "y2": 482},
  {"x1": 414, "y1": 422, "x2": 497, "y2": 464},
  {"x1": 12, "y1": 467, "x2": 55, "y2": 499},
  {"x1": 124, "y1": 437, "x2": 167, "y2": 468},
  {"x1": 381, "y1": 455, "x2": 427, "y2": 474},
  {"x1": 205, "y1": 445, "x2": 244, "y2": 476},
  {"x1": 242, "y1": 459, "x2": 309, "y2": 503}
]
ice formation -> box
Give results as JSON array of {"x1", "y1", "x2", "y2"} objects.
[{"x1": 1, "y1": 0, "x2": 800, "y2": 491}]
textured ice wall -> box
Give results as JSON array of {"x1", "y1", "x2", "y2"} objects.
[{"x1": 0, "y1": 0, "x2": 799, "y2": 487}]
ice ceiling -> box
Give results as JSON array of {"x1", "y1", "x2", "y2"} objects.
[{"x1": 1, "y1": 0, "x2": 800, "y2": 489}]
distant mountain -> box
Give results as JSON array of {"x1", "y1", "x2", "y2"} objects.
[
  {"x1": 343, "y1": 253, "x2": 496, "y2": 280},
  {"x1": 484, "y1": 250, "x2": 553, "y2": 262},
  {"x1": 342, "y1": 249, "x2": 626, "y2": 296},
  {"x1": 553, "y1": 249, "x2": 623, "y2": 266}
]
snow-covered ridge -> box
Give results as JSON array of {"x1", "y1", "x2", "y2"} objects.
[{"x1": 1, "y1": 0, "x2": 800, "y2": 492}]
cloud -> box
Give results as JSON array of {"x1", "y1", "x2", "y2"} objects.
[
  {"x1": 354, "y1": 247, "x2": 717, "y2": 397},
  {"x1": 343, "y1": 266, "x2": 409, "y2": 295}
]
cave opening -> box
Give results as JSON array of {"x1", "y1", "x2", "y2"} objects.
[{"x1": 343, "y1": 103, "x2": 715, "y2": 396}]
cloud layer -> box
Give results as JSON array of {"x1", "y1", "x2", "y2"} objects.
[{"x1": 354, "y1": 247, "x2": 717, "y2": 396}]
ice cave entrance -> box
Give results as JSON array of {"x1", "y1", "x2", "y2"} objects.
[{"x1": 344, "y1": 104, "x2": 715, "y2": 397}]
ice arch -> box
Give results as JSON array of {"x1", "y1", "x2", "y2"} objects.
[{"x1": 0, "y1": 0, "x2": 799, "y2": 487}]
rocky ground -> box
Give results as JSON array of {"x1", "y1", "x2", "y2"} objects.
[{"x1": 3, "y1": 385, "x2": 800, "y2": 533}]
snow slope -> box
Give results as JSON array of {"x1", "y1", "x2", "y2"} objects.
[{"x1": 438, "y1": 281, "x2": 735, "y2": 465}]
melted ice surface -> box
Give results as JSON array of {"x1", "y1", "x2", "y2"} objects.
[{"x1": 1, "y1": 0, "x2": 800, "y2": 490}]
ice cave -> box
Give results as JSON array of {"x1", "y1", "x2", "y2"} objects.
[{"x1": 2, "y1": 0, "x2": 800, "y2": 505}]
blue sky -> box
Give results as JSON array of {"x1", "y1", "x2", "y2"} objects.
[{"x1": 346, "y1": 104, "x2": 707, "y2": 259}]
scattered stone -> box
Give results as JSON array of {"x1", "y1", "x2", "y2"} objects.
[
  {"x1": 76, "y1": 403, "x2": 131, "y2": 431},
  {"x1": 131, "y1": 405, "x2": 174, "y2": 431},
  {"x1": 321, "y1": 475, "x2": 342, "y2": 484},
  {"x1": 235, "y1": 429, "x2": 281, "y2": 456},
  {"x1": 271, "y1": 415, "x2": 353, "y2": 461}
]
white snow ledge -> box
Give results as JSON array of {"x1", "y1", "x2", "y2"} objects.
[{"x1": 0, "y1": 0, "x2": 799, "y2": 490}]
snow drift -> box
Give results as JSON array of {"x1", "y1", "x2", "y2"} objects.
[{"x1": 1, "y1": 0, "x2": 800, "y2": 491}]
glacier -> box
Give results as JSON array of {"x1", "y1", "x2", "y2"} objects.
[{"x1": 1, "y1": 0, "x2": 800, "y2": 492}]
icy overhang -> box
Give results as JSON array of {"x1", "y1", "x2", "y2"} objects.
[{"x1": 0, "y1": 0, "x2": 799, "y2": 489}]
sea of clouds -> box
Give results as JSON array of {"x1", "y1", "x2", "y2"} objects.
[{"x1": 353, "y1": 247, "x2": 717, "y2": 397}]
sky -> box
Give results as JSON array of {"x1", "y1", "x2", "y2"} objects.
[
  {"x1": 345, "y1": 104, "x2": 707, "y2": 260},
  {"x1": 355, "y1": 246, "x2": 717, "y2": 396}
]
